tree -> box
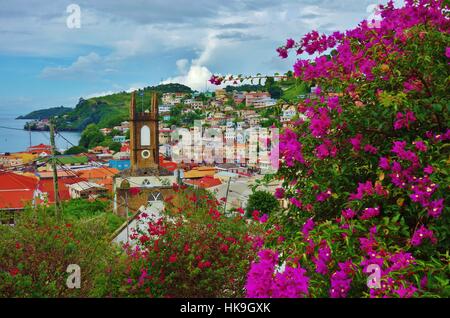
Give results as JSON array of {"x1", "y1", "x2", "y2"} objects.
[
  {"x1": 268, "y1": 86, "x2": 283, "y2": 99},
  {"x1": 264, "y1": 76, "x2": 283, "y2": 99},
  {"x1": 108, "y1": 141, "x2": 122, "y2": 153},
  {"x1": 245, "y1": 190, "x2": 279, "y2": 216},
  {"x1": 79, "y1": 124, "x2": 104, "y2": 149},
  {"x1": 64, "y1": 146, "x2": 87, "y2": 155}
]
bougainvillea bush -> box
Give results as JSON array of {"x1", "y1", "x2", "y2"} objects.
[
  {"x1": 117, "y1": 187, "x2": 268, "y2": 298},
  {"x1": 0, "y1": 206, "x2": 118, "y2": 297},
  {"x1": 214, "y1": 0, "x2": 449, "y2": 298}
]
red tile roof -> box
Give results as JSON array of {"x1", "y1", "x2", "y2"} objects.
[
  {"x1": 184, "y1": 176, "x2": 222, "y2": 189},
  {"x1": 27, "y1": 144, "x2": 52, "y2": 153},
  {"x1": 0, "y1": 172, "x2": 38, "y2": 209},
  {"x1": 159, "y1": 155, "x2": 177, "y2": 172},
  {"x1": 37, "y1": 177, "x2": 86, "y2": 203}
]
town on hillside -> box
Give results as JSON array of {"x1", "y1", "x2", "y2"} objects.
[{"x1": 0, "y1": 85, "x2": 320, "y2": 225}]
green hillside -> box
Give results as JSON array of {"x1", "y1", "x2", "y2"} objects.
[
  {"x1": 17, "y1": 106, "x2": 73, "y2": 120},
  {"x1": 280, "y1": 79, "x2": 311, "y2": 102},
  {"x1": 54, "y1": 83, "x2": 192, "y2": 131}
]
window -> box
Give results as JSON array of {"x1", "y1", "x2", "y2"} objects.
[{"x1": 141, "y1": 125, "x2": 151, "y2": 146}]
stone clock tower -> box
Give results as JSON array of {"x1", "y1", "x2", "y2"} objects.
[
  {"x1": 113, "y1": 90, "x2": 175, "y2": 218},
  {"x1": 129, "y1": 91, "x2": 160, "y2": 176}
]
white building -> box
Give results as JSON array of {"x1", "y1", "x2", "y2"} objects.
[
  {"x1": 159, "y1": 104, "x2": 172, "y2": 113},
  {"x1": 68, "y1": 182, "x2": 107, "y2": 199},
  {"x1": 281, "y1": 105, "x2": 297, "y2": 123}
]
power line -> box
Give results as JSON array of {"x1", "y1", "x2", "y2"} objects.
[
  {"x1": 53, "y1": 158, "x2": 136, "y2": 213},
  {"x1": 0, "y1": 125, "x2": 27, "y2": 131}
]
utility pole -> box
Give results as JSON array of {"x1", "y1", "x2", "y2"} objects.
[
  {"x1": 223, "y1": 176, "x2": 232, "y2": 214},
  {"x1": 49, "y1": 120, "x2": 62, "y2": 219}
]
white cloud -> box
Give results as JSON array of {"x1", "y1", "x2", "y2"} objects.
[
  {"x1": 1, "y1": 0, "x2": 386, "y2": 93},
  {"x1": 162, "y1": 64, "x2": 212, "y2": 92},
  {"x1": 176, "y1": 59, "x2": 189, "y2": 74},
  {"x1": 40, "y1": 52, "x2": 103, "y2": 79}
]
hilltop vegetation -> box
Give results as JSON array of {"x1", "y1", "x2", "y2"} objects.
[
  {"x1": 17, "y1": 106, "x2": 73, "y2": 120},
  {"x1": 52, "y1": 83, "x2": 193, "y2": 131}
]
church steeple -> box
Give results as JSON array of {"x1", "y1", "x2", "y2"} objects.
[{"x1": 129, "y1": 91, "x2": 159, "y2": 176}]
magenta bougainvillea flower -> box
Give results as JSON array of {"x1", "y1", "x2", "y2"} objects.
[
  {"x1": 289, "y1": 197, "x2": 302, "y2": 209},
  {"x1": 316, "y1": 189, "x2": 332, "y2": 202},
  {"x1": 274, "y1": 187, "x2": 285, "y2": 199},
  {"x1": 394, "y1": 111, "x2": 416, "y2": 130},
  {"x1": 245, "y1": 249, "x2": 309, "y2": 298},
  {"x1": 349, "y1": 134, "x2": 363, "y2": 152},
  {"x1": 410, "y1": 225, "x2": 437, "y2": 247},
  {"x1": 360, "y1": 207, "x2": 380, "y2": 220},
  {"x1": 279, "y1": 129, "x2": 305, "y2": 166},
  {"x1": 301, "y1": 218, "x2": 315, "y2": 237}
]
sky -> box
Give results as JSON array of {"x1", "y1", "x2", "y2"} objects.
[{"x1": 0, "y1": 0, "x2": 390, "y2": 113}]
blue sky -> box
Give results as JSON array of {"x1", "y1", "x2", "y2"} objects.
[{"x1": 0, "y1": 0, "x2": 389, "y2": 113}]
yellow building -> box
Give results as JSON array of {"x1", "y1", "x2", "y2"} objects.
[
  {"x1": 215, "y1": 89, "x2": 227, "y2": 101},
  {"x1": 183, "y1": 166, "x2": 216, "y2": 179},
  {"x1": 0, "y1": 152, "x2": 38, "y2": 167}
]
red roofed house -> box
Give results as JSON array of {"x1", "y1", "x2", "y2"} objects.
[
  {"x1": 159, "y1": 155, "x2": 177, "y2": 172},
  {"x1": 36, "y1": 177, "x2": 86, "y2": 204},
  {"x1": 120, "y1": 142, "x2": 130, "y2": 152},
  {"x1": 0, "y1": 171, "x2": 39, "y2": 224},
  {"x1": 184, "y1": 175, "x2": 222, "y2": 189},
  {"x1": 27, "y1": 143, "x2": 52, "y2": 157}
]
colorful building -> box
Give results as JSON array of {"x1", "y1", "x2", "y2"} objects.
[{"x1": 109, "y1": 160, "x2": 131, "y2": 171}]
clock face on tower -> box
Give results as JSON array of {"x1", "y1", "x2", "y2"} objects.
[{"x1": 141, "y1": 150, "x2": 151, "y2": 159}]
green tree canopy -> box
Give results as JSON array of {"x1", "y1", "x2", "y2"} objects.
[{"x1": 245, "y1": 190, "x2": 279, "y2": 216}]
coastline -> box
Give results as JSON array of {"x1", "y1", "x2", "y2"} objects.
[{"x1": 0, "y1": 115, "x2": 81, "y2": 153}]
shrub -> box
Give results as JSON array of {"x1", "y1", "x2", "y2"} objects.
[
  {"x1": 119, "y1": 187, "x2": 267, "y2": 297},
  {"x1": 246, "y1": 190, "x2": 279, "y2": 217},
  {"x1": 0, "y1": 206, "x2": 118, "y2": 297}
]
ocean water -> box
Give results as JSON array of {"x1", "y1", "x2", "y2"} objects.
[{"x1": 0, "y1": 110, "x2": 81, "y2": 153}]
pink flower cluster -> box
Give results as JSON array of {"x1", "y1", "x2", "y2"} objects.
[
  {"x1": 208, "y1": 75, "x2": 223, "y2": 85},
  {"x1": 245, "y1": 249, "x2": 309, "y2": 298},
  {"x1": 330, "y1": 260, "x2": 354, "y2": 298},
  {"x1": 301, "y1": 218, "x2": 315, "y2": 237},
  {"x1": 410, "y1": 225, "x2": 437, "y2": 246},
  {"x1": 382, "y1": 140, "x2": 444, "y2": 219},
  {"x1": 287, "y1": 0, "x2": 448, "y2": 83},
  {"x1": 315, "y1": 139, "x2": 338, "y2": 159},
  {"x1": 313, "y1": 240, "x2": 332, "y2": 275},
  {"x1": 394, "y1": 111, "x2": 416, "y2": 130},
  {"x1": 360, "y1": 207, "x2": 381, "y2": 220},
  {"x1": 279, "y1": 129, "x2": 305, "y2": 167},
  {"x1": 274, "y1": 187, "x2": 285, "y2": 199},
  {"x1": 349, "y1": 181, "x2": 387, "y2": 201},
  {"x1": 316, "y1": 188, "x2": 332, "y2": 202},
  {"x1": 308, "y1": 108, "x2": 331, "y2": 138}
]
